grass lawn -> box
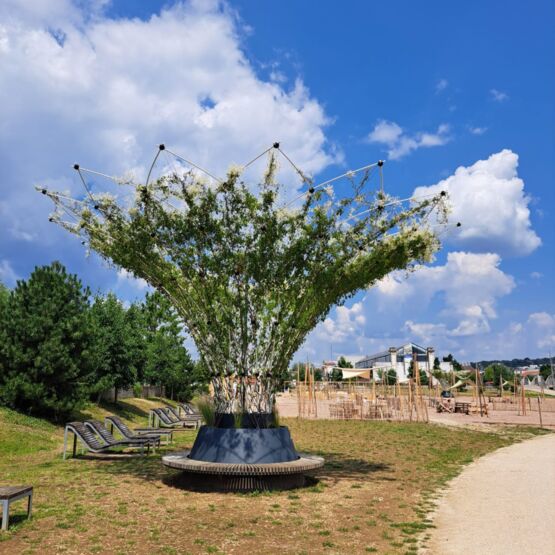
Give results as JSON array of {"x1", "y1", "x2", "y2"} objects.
[{"x1": 0, "y1": 399, "x2": 549, "y2": 555}]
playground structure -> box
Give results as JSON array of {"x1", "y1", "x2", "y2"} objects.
[{"x1": 282, "y1": 359, "x2": 555, "y2": 428}]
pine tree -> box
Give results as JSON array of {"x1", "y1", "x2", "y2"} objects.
[{"x1": 0, "y1": 263, "x2": 92, "y2": 420}]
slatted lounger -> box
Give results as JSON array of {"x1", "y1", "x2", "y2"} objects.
[
  {"x1": 85, "y1": 420, "x2": 157, "y2": 453},
  {"x1": 63, "y1": 422, "x2": 119, "y2": 459},
  {"x1": 150, "y1": 408, "x2": 195, "y2": 431},
  {"x1": 165, "y1": 406, "x2": 201, "y2": 428},
  {"x1": 179, "y1": 402, "x2": 201, "y2": 417},
  {"x1": 104, "y1": 415, "x2": 173, "y2": 445}
]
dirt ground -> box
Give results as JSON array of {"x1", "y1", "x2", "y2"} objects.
[{"x1": 276, "y1": 393, "x2": 555, "y2": 430}]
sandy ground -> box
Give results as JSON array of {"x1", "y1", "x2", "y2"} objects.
[
  {"x1": 425, "y1": 433, "x2": 555, "y2": 555},
  {"x1": 276, "y1": 394, "x2": 555, "y2": 429}
]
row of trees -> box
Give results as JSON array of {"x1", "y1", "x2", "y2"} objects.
[{"x1": 0, "y1": 262, "x2": 208, "y2": 420}]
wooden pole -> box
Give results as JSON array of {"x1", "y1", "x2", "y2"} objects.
[
  {"x1": 521, "y1": 375, "x2": 526, "y2": 416},
  {"x1": 537, "y1": 397, "x2": 543, "y2": 428}
]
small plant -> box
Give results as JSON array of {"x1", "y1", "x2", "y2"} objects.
[
  {"x1": 233, "y1": 411, "x2": 243, "y2": 429},
  {"x1": 272, "y1": 404, "x2": 281, "y2": 428},
  {"x1": 132, "y1": 382, "x2": 143, "y2": 398},
  {"x1": 195, "y1": 396, "x2": 216, "y2": 427}
]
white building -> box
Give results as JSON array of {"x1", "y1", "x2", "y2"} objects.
[{"x1": 354, "y1": 342, "x2": 452, "y2": 383}]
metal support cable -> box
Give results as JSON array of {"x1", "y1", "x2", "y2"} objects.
[{"x1": 165, "y1": 148, "x2": 222, "y2": 183}]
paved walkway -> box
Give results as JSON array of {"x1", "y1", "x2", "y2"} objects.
[{"x1": 427, "y1": 433, "x2": 555, "y2": 554}]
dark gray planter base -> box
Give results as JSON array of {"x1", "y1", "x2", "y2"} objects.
[{"x1": 189, "y1": 425, "x2": 299, "y2": 464}]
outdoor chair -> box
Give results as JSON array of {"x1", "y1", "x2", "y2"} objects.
[
  {"x1": 63, "y1": 422, "x2": 136, "y2": 459},
  {"x1": 104, "y1": 415, "x2": 172, "y2": 445},
  {"x1": 150, "y1": 408, "x2": 196, "y2": 430},
  {"x1": 84, "y1": 420, "x2": 156, "y2": 453},
  {"x1": 179, "y1": 402, "x2": 201, "y2": 417},
  {"x1": 165, "y1": 406, "x2": 201, "y2": 428}
]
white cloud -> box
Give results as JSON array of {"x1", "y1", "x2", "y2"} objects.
[
  {"x1": 0, "y1": 0, "x2": 338, "y2": 257},
  {"x1": 413, "y1": 150, "x2": 541, "y2": 256},
  {"x1": 468, "y1": 126, "x2": 488, "y2": 135},
  {"x1": 366, "y1": 120, "x2": 451, "y2": 160},
  {"x1": 318, "y1": 302, "x2": 366, "y2": 343},
  {"x1": 490, "y1": 88, "x2": 509, "y2": 102},
  {"x1": 375, "y1": 251, "x2": 515, "y2": 338},
  {"x1": 117, "y1": 268, "x2": 149, "y2": 290},
  {"x1": 435, "y1": 78, "x2": 448, "y2": 93},
  {"x1": 530, "y1": 272, "x2": 543, "y2": 279}
]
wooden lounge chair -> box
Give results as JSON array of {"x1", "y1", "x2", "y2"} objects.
[
  {"x1": 165, "y1": 406, "x2": 201, "y2": 428},
  {"x1": 104, "y1": 415, "x2": 173, "y2": 445},
  {"x1": 84, "y1": 420, "x2": 156, "y2": 453}
]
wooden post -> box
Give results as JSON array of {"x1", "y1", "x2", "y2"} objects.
[
  {"x1": 537, "y1": 397, "x2": 543, "y2": 428},
  {"x1": 521, "y1": 375, "x2": 526, "y2": 416}
]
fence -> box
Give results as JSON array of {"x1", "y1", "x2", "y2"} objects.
[{"x1": 100, "y1": 384, "x2": 165, "y2": 402}]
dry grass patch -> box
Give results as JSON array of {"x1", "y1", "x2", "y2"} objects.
[{"x1": 0, "y1": 404, "x2": 548, "y2": 554}]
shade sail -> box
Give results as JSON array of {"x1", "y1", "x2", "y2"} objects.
[{"x1": 341, "y1": 369, "x2": 371, "y2": 380}]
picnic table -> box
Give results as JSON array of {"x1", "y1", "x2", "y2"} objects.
[
  {"x1": 454, "y1": 402, "x2": 471, "y2": 415},
  {"x1": 0, "y1": 486, "x2": 33, "y2": 531}
]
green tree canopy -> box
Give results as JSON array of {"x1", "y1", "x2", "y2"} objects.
[
  {"x1": 89, "y1": 293, "x2": 141, "y2": 402},
  {"x1": 483, "y1": 363, "x2": 513, "y2": 385},
  {"x1": 337, "y1": 356, "x2": 353, "y2": 368},
  {"x1": 0, "y1": 262, "x2": 92, "y2": 420},
  {"x1": 41, "y1": 152, "x2": 448, "y2": 417},
  {"x1": 141, "y1": 291, "x2": 201, "y2": 400}
]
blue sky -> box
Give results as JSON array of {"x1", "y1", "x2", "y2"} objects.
[{"x1": 0, "y1": 0, "x2": 553, "y2": 362}]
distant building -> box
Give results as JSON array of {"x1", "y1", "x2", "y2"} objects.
[
  {"x1": 354, "y1": 342, "x2": 452, "y2": 382},
  {"x1": 514, "y1": 364, "x2": 540, "y2": 377}
]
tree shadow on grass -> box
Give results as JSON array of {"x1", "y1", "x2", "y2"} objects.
[
  {"x1": 317, "y1": 453, "x2": 393, "y2": 485},
  {"x1": 71, "y1": 399, "x2": 150, "y2": 423},
  {"x1": 88, "y1": 448, "x2": 393, "y2": 494}
]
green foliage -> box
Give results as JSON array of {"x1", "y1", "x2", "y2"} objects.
[
  {"x1": 375, "y1": 368, "x2": 397, "y2": 385},
  {"x1": 433, "y1": 356, "x2": 441, "y2": 371},
  {"x1": 43, "y1": 155, "x2": 448, "y2": 417},
  {"x1": 330, "y1": 367, "x2": 343, "y2": 381},
  {"x1": 407, "y1": 362, "x2": 428, "y2": 386},
  {"x1": 540, "y1": 364, "x2": 553, "y2": 381},
  {"x1": 0, "y1": 263, "x2": 203, "y2": 418},
  {"x1": 291, "y1": 363, "x2": 323, "y2": 382},
  {"x1": 443, "y1": 353, "x2": 462, "y2": 372},
  {"x1": 133, "y1": 382, "x2": 143, "y2": 397},
  {"x1": 0, "y1": 262, "x2": 93, "y2": 420},
  {"x1": 337, "y1": 356, "x2": 353, "y2": 368},
  {"x1": 483, "y1": 363, "x2": 513, "y2": 385},
  {"x1": 195, "y1": 396, "x2": 216, "y2": 427},
  {"x1": 141, "y1": 291, "x2": 205, "y2": 400},
  {"x1": 89, "y1": 293, "x2": 140, "y2": 402}
]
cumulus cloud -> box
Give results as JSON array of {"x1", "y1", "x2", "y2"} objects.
[
  {"x1": 375, "y1": 251, "x2": 515, "y2": 337},
  {"x1": 117, "y1": 269, "x2": 149, "y2": 291},
  {"x1": 527, "y1": 313, "x2": 555, "y2": 350},
  {"x1": 366, "y1": 120, "x2": 451, "y2": 160},
  {"x1": 413, "y1": 150, "x2": 541, "y2": 256},
  {"x1": 318, "y1": 302, "x2": 366, "y2": 344},
  {"x1": 0, "y1": 0, "x2": 337, "y2": 258}
]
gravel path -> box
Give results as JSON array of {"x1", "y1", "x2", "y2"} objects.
[{"x1": 427, "y1": 433, "x2": 555, "y2": 555}]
